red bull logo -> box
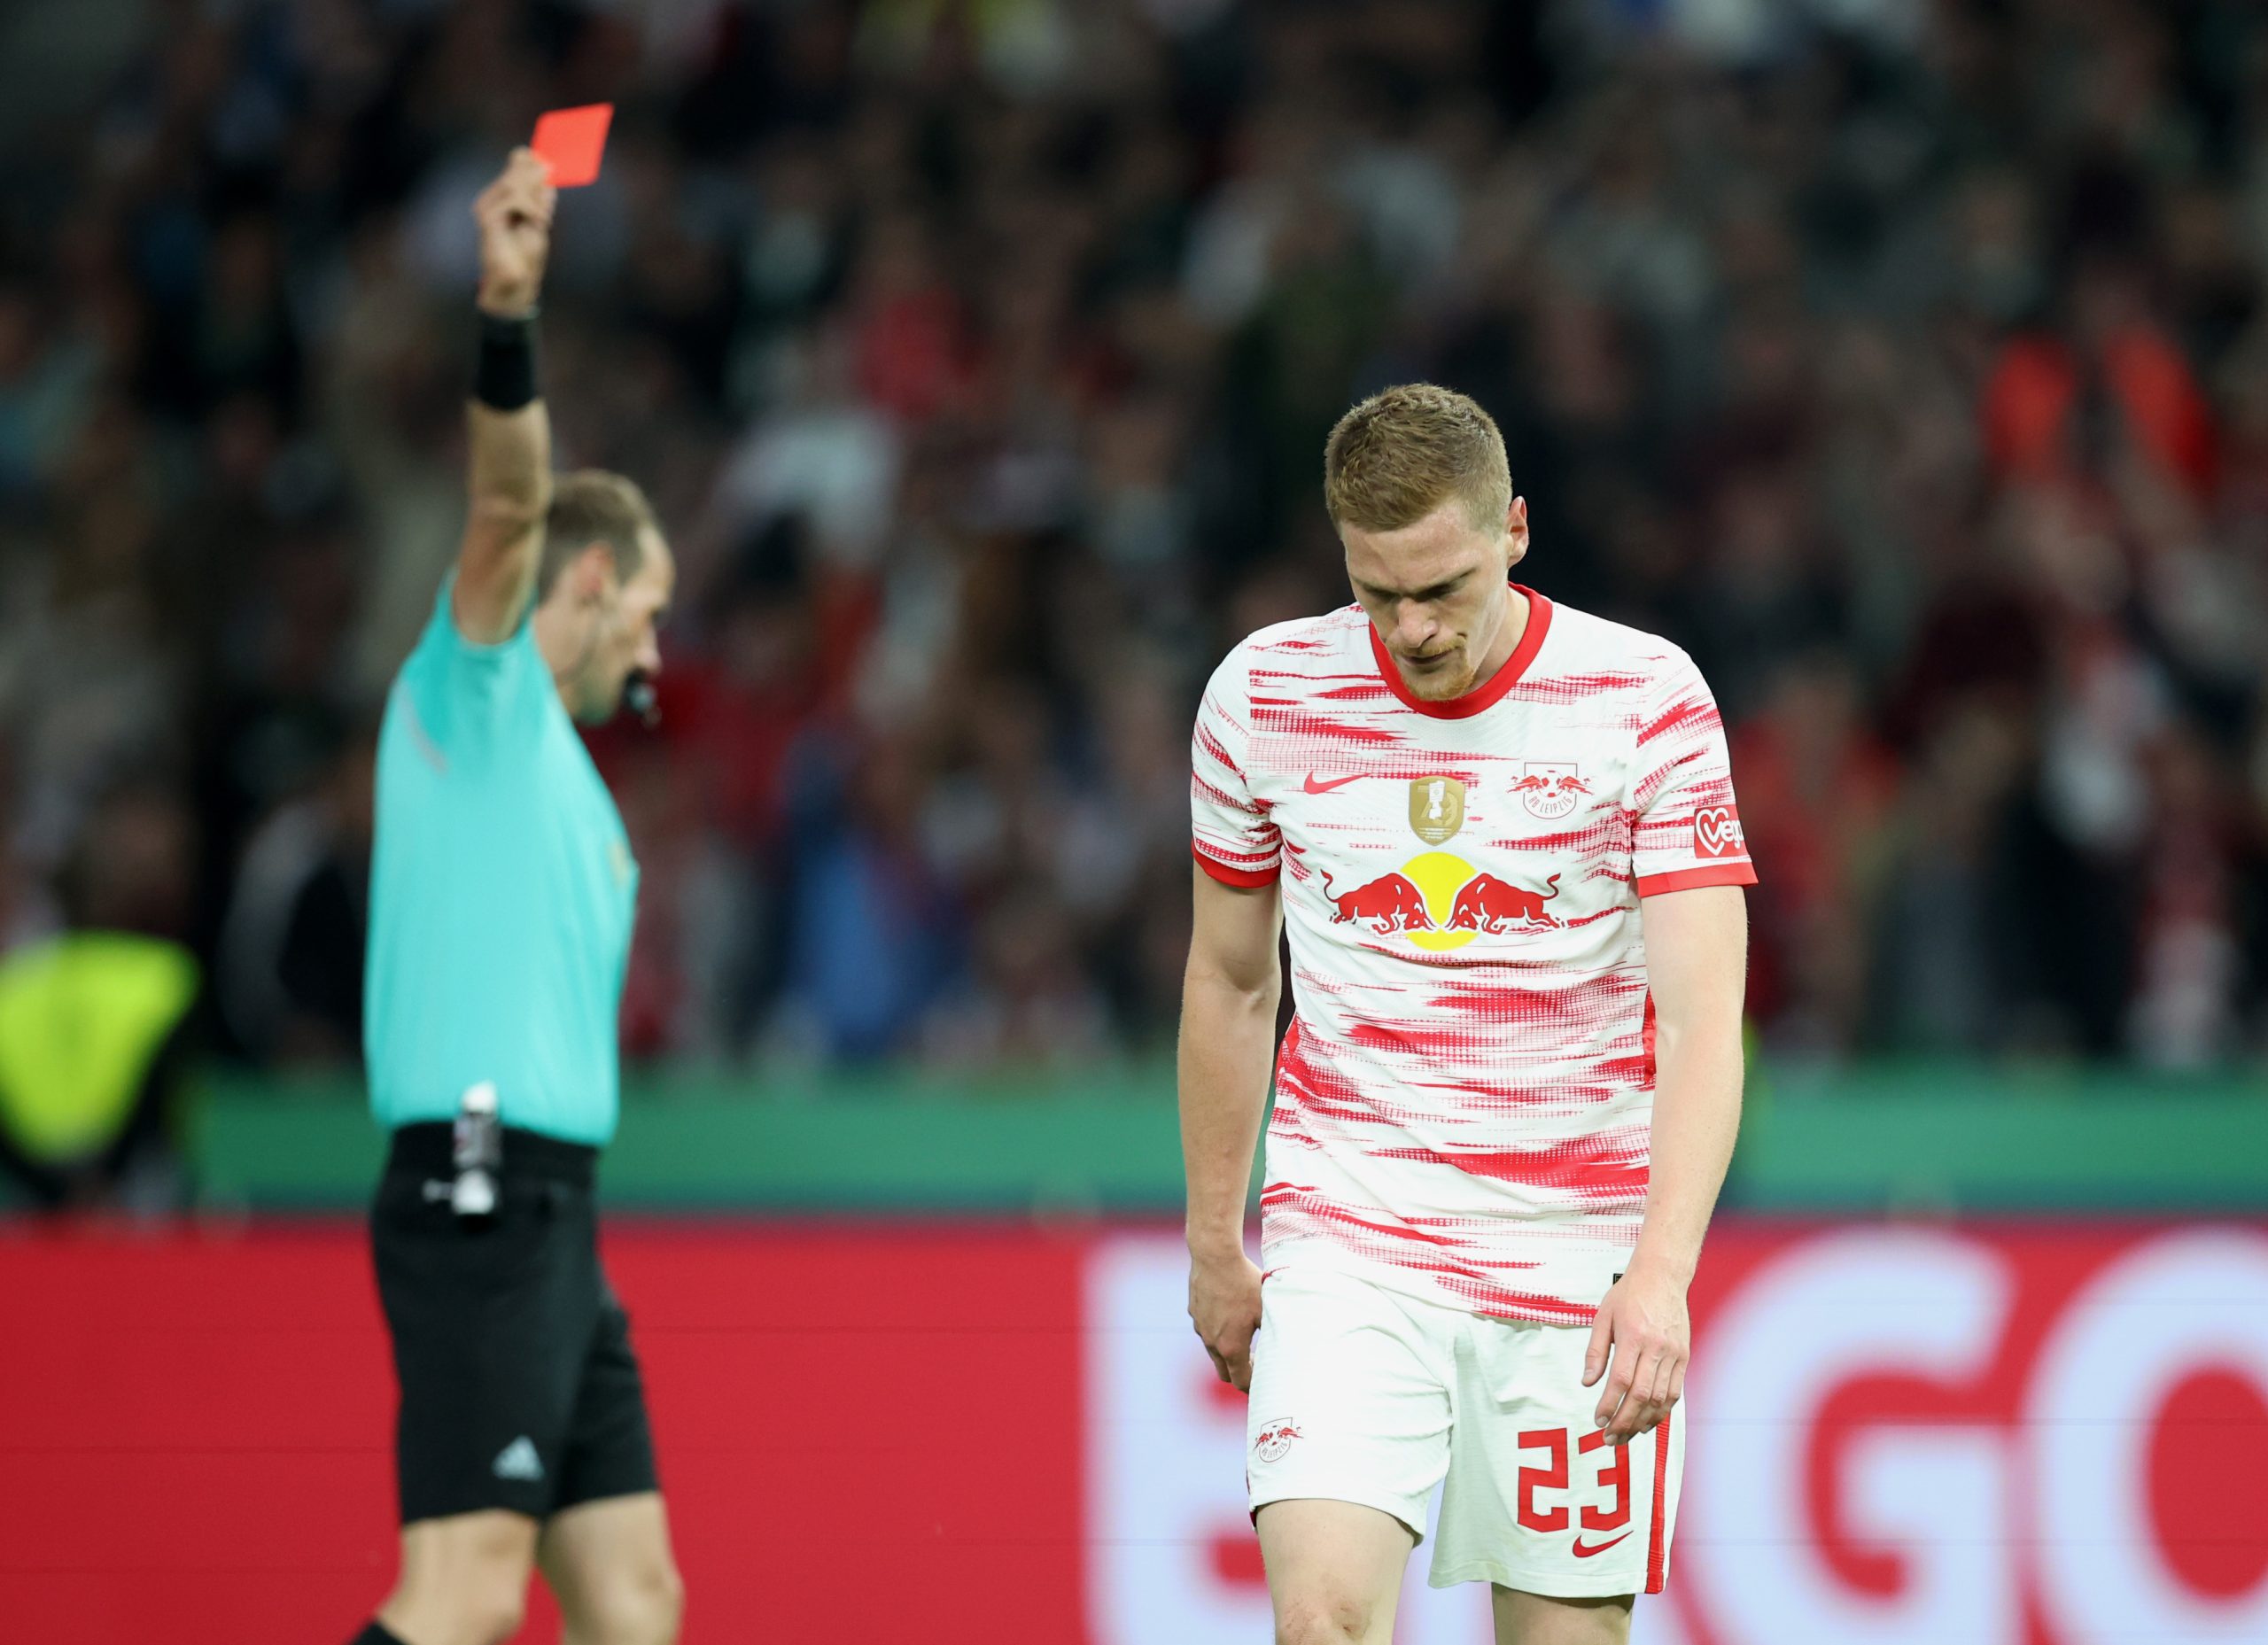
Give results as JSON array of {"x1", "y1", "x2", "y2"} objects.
[
  {"x1": 1253, "y1": 1418, "x2": 1302, "y2": 1463},
  {"x1": 1320, "y1": 869, "x2": 1433, "y2": 934},
  {"x1": 1324, "y1": 851, "x2": 1565, "y2": 950}
]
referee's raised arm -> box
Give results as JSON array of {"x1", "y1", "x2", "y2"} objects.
[{"x1": 456, "y1": 147, "x2": 556, "y2": 646}]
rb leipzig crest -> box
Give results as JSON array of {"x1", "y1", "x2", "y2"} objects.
[
  {"x1": 1408, "y1": 776, "x2": 1465, "y2": 844},
  {"x1": 1253, "y1": 1417, "x2": 1301, "y2": 1463},
  {"x1": 1513, "y1": 761, "x2": 1588, "y2": 819}
]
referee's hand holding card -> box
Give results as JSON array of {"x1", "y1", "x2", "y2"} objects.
[{"x1": 472, "y1": 148, "x2": 555, "y2": 320}]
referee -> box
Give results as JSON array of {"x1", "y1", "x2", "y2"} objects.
[{"x1": 349, "y1": 149, "x2": 682, "y2": 1645}]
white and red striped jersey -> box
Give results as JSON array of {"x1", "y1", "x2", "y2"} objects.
[{"x1": 1191, "y1": 586, "x2": 1756, "y2": 1326}]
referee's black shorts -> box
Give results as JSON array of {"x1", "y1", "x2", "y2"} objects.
[{"x1": 370, "y1": 1122, "x2": 658, "y2": 1525}]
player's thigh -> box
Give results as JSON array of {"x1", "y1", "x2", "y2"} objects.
[
  {"x1": 386, "y1": 1509, "x2": 540, "y2": 1641},
  {"x1": 540, "y1": 1492, "x2": 683, "y2": 1645},
  {"x1": 1491, "y1": 1587, "x2": 1633, "y2": 1645},
  {"x1": 1247, "y1": 1267, "x2": 1456, "y2": 1536},
  {"x1": 1257, "y1": 1497, "x2": 1416, "y2": 1645}
]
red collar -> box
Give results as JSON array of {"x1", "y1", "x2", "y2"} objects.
[{"x1": 1368, "y1": 585, "x2": 1552, "y2": 719}]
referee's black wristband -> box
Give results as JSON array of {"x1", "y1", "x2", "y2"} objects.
[{"x1": 474, "y1": 308, "x2": 540, "y2": 411}]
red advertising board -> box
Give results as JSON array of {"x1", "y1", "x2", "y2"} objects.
[{"x1": 2, "y1": 1221, "x2": 2264, "y2": 1642}]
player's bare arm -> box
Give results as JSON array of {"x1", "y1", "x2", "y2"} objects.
[
  {"x1": 456, "y1": 147, "x2": 557, "y2": 645},
  {"x1": 1586, "y1": 883, "x2": 1748, "y2": 1445},
  {"x1": 1180, "y1": 863, "x2": 1283, "y2": 1393}
]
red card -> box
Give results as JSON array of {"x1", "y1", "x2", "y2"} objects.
[{"x1": 531, "y1": 104, "x2": 613, "y2": 188}]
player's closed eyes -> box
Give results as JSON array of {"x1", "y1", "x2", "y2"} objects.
[{"x1": 1363, "y1": 575, "x2": 1465, "y2": 605}]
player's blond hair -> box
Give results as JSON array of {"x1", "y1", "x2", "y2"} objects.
[{"x1": 1323, "y1": 384, "x2": 1512, "y2": 533}]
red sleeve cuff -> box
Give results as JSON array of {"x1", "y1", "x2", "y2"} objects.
[
  {"x1": 1192, "y1": 842, "x2": 1281, "y2": 888},
  {"x1": 1635, "y1": 863, "x2": 1758, "y2": 897}
]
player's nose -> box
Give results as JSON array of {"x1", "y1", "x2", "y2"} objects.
[{"x1": 1394, "y1": 601, "x2": 1440, "y2": 651}]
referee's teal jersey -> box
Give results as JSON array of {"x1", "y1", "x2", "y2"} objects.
[{"x1": 365, "y1": 580, "x2": 638, "y2": 1145}]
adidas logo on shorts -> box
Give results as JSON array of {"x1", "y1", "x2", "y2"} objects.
[{"x1": 492, "y1": 1436, "x2": 544, "y2": 1481}]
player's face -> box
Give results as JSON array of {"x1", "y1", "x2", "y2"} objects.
[
  {"x1": 1343, "y1": 496, "x2": 1529, "y2": 701},
  {"x1": 574, "y1": 530, "x2": 674, "y2": 725}
]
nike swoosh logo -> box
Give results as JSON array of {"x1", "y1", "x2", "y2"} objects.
[
  {"x1": 1572, "y1": 1532, "x2": 1632, "y2": 1559},
  {"x1": 1303, "y1": 772, "x2": 1363, "y2": 795}
]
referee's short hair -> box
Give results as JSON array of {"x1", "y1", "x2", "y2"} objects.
[{"x1": 540, "y1": 471, "x2": 658, "y2": 594}]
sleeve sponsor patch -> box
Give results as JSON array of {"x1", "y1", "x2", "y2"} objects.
[{"x1": 1693, "y1": 804, "x2": 1744, "y2": 858}]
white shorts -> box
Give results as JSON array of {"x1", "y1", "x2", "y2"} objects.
[{"x1": 1246, "y1": 1265, "x2": 1683, "y2": 1599}]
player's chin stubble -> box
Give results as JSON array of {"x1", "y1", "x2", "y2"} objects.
[{"x1": 1398, "y1": 648, "x2": 1472, "y2": 701}]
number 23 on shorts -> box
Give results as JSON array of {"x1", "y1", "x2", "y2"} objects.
[{"x1": 1517, "y1": 1427, "x2": 1636, "y2": 1556}]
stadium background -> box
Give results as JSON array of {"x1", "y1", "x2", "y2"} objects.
[{"x1": 1, "y1": 0, "x2": 2264, "y2": 1640}]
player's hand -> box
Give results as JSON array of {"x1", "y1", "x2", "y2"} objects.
[
  {"x1": 1584, "y1": 1259, "x2": 1689, "y2": 1446},
  {"x1": 1187, "y1": 1241, "x2": 1264, "y2": 1393},
  {"x1": 473, "y1": 148, "x2": 556, "y2": 317}
]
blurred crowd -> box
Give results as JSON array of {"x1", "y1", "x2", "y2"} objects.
[{"x1": 1, "y1": 0, "x2": 2265, "y2": 1081}]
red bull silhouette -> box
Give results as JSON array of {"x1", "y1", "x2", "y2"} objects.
[
  {"x1": 1514, "y1": 766, "x2": 1588, "y2": 819},
  {"x1": 1254, "y1": 1419, "x2": 1304, "y2": 1461},
  {"x1": 1320, "y1": 869, "x2": 1433, "y2": 934},
  {"x1": 1448, "y1": 872, "x2": 1562, "y2": 933}
]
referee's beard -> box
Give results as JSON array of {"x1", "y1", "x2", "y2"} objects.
[
  {"x1": 545, "y1": 588, "x2": 633, "y2": 723},
  {"x1": 538, "y1": 534, "x2": 674, "y2": 725}
]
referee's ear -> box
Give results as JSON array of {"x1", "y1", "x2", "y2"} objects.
[{"x1": 557, "y1": 540, "x2": 617, "y2": 609}]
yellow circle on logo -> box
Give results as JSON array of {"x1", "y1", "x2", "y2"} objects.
[{"x1": 1400, "y1": 851, "x2": 1478, "y2": 951}]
